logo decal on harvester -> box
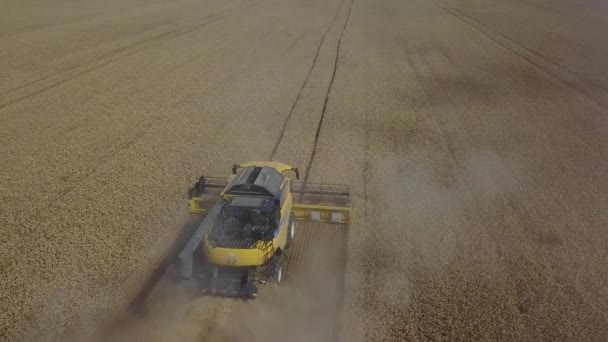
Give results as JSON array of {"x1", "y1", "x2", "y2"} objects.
[{"x1": 227, "y1": 253, "x2": 237, "y2": 265}]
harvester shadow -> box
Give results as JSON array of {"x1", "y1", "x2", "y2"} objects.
[{"x1": 127, "y1": 214, "x2": 206, "y2": 317}]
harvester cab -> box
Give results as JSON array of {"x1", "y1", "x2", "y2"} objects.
[{"x1": 178, "y1": 161, "x2": 350, "y2": 299}]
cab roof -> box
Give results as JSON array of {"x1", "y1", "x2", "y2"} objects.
[
  {"x1": 223, "y1": 166, "x2": 284, "y2": 197},
  {"x1": 228, "y1": 196, "x2": 268, "y2": 208}
]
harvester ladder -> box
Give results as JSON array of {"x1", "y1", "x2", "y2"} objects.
[{"x1": 260, "y1": 240, "x2": 274, "y2": 264}]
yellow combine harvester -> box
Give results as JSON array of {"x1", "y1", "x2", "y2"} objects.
[{"x1": 177, "y1": 161, "x2": 350, "y2": 299}]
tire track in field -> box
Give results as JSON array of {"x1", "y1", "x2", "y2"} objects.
[
  {"x1": 0, "y1": 7, "x2": 126, "y2": 39},
  {"x1": 436, "y1": 0, "x2": 607, "y2": 309},
  {"x1": 512, "y1": 0, "x2": 608, "y2": 27},
  {"x1": 0, "y1": 14, "x2": 179, "y2": 96},
  {"x1": 269, "y1": 0, "x2": 347, "y2": 160},
  {"x1": 447, "y1": 1, "x2": 608, "y2": 93},
  {"x1": 301, "y1": 0, "x2": 354, "y2": 186},
  {"x1": 434, "y1": 0, "x2": 608, "y2": 109},
  {"x1": 0, "y1": 11, "x2": 108, "y2": 39},
  {"x1": 433, "y1": 0, "x2": 602, "y2": 156},
  {"x1": 0, "y1": 0, "x2": 172, "y2": 38},
  {"x1": 278, "y1": 3, "x2": 353, "y2": 337},
  {"x1": 0, "y1": 0, "x2": 194, "y2": 95},
  {"x1": 0, "y1": 0, "x2": 259, "y2": 110},
  {"x1": 3, "y1": 0, "x2": 265, "y2": 207}
]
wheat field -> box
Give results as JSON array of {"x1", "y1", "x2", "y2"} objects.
[{"x1": 1, "y1": 0, "x2": 607, "y2": 341}]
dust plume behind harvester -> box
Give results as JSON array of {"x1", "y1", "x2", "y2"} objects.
[{"x1": 177, "y1": 161, "x2": 351, "y2": 299}]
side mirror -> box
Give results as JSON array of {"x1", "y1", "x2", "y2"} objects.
[
  {"x1": 294, "y1": 168, "x2": 300, "y2": 180},
  {"x1": 232, "y1": 164, "x2": 238, "y2": 175}
]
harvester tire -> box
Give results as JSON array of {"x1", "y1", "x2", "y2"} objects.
[
  {"x1": 286, "y1": 215, "x2": 296, "y2": 248},
  {"x1": 269, "y1": 252, "x2": 284, "y2": 286}
]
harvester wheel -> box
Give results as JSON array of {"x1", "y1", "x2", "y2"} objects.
[
  {"x1": 269, "y1": 252, "x2": 284, "y2": 286},
  {"x1": 286, "y1": 215, "x2": 296, "y2": 248}
]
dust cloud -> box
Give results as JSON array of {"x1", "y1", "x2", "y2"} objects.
[
  {"x1": 97, "y1": 221, "x2": 347, "y2": 342},
  {"x1": 342, "y1": 149, "x2": 523, "y2": 341},
  {"x1": 221, "y1": 236, "x2": 346, "y2": 342}
]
